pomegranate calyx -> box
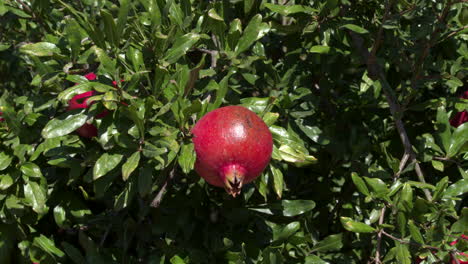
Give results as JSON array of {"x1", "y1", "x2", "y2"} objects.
[{"x1": 221, "y1": 164, "x2": 247, "y2": 197}]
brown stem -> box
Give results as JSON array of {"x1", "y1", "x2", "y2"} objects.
[
  {"x1": 374, "y1": 207, "x2": 386, "y2": 264},
  {"x1": 348, "y1": 31, "x2": 433, "y2": 201},
  {"x1": 411, "y1": 0, "x2": 455, "y2": 90},
  {"x1": 150, "y1": 166, "x2": 176, "y2": 208},
  {"x1": 371, "y1": 0, "x2": 393, "y2": 57},
  {"x1": 381, "y1": 230, "x2": 441, "y2": 251}
]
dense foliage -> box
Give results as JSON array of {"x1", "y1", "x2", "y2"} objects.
[{"x1": 0, "y1": 0, "x2": 467, "y2": 263}]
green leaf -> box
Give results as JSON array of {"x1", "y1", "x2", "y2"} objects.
[
  {"x1": 364, "y1": 177, "x2": 389, "y2": 199},
  {"x1": 340, "y1": 217, "x2": 376, "y2": 233},
  {"x1": 178, "y1": 143, "x2": 195, "y2": 174},
  {"x1": 0, "y1": 152, "x2": 12, "y2": 171},
  {"x1": 351, "y1": 172, "x2": 370, "y2": 196},
  {"x1": 234, "y1": 14, "x2": 270, "y2": 55},
  {"x1": 53, "y1": 205, "x2": 67, "y2": 228},
  {"x1": 41, "y1": 111, "x2": 88, "y2": 139},
  {"x1": 33, "y1": 234, "x2": 65, "y2": 258},
  {"x1": 448, "y1": 122, "x2": 468, "y2": 157},
  {"x1": 395, "y1": 243, "x2": 411, "y2": 264},
  {"x1": 20, "y1": 162, "x2": 43, "y2": 178},
  {"x1": 270, "y1": 165, "x2": 283, "y2": 198},
  {"x1": 311, "y1": 233, "x2": 343, "y2": 252},
  {"x1": 431, "y1": 159, "x2": 444, "y2": 171},
  {"x1": 93, "y1": 153, "x2": 124, "y2": 180},
  {"x1": 164, "y1": 33, "x2": 201, "y2": 64},
  {"x1": 170, "y1": 255, "x2": 186, "y2": 264},
  {"x1": 19, "y1": 42, "x2": 60, "y2": 56},
  {"x1": 24, "y1": 181, "x2": 48, "y2": 215},
  {"x1": 116, "y1": 0, "x2": 130, "y2": 42},
  {"x1": 101, "y1": 10, "x2": 118, "y2": 46},
  {"x1": 443, "y1": 179, "x2": 468, "y2": 198},
  {"x1": 408, "y1": 220, "x2": 425, "y2": 244},
  {"x1": 341, "y1": 24, "x2": 369, "y2": 34},
  {"x1": 433, "y1": 176, "x2": 449, "y2": 201},
  {"x1": 208, "y1": 8, "x2": 224, "y2": 21},
  {"x1": 309, "y1": 45, "x2": 331, "y2": 54},
  {"x1": 248, "y1": 200, "x2": 315, "y2": 217},
  {"x1": 122, "y1": 151, "x2": 140, "y2": 181},
  {"x1": 305, "y1": 255, "x2": 329, "y2": 264},
  {"x1": 264, "y1": 4, "x2": 317, "y2": 16}
]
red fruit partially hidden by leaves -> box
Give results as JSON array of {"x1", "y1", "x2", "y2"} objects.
[
  {"x1": 67, "y1": 91, "x2": 108, "y2": 138},
  {"x1": 450, "y1": 235, "x2": 468, "y2": 264},
  {"x1": 0, "y1": 111, "x2": 4, "y2": 122},
  {"x1": 450, "y1": 91, "x2": 468, "y2": 128},
  {"x1": 83, "y1": 72, "x2": 97, "y2": 81},
  {"x1": 192, "y1": 106, "x2": 273, "y2": 197}
]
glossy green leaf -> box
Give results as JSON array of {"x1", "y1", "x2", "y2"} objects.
[
  {"x1": 351, "y1": 172, "x2": 370, "y2": 196},
  {"x1": 304, "y1": 255, "x2": 329, "y2": 264},
  {"x1": 443, "y1": 179, "x2": 468, "y2": 198},
  {"x1": 264, "y1": 4, "x2": 317, "y2": 16},
  {"x1": 448, "y1": 122, "x2": 468, "y2": 157},
  {"x1": 41, "y1": 111, "x2": 88, "y2": 139},
  {"x1": 53, "y1": 205, "x2": 66, "y2": 228},
  {"x1": 19, "y1": 42, "x2": 60, "y2": 56},
  {"x1": 178, "y1": 143, "x2": 195, "y2": 174},
  {"x1": 122, "y1": 151, "x2": 140, "y2": 181},
  {"x1": 248, "y1": 199, "x2": 315, "y2": 217},
  {"x1": 0, "y1": 152, "x2": 12, "y2": 171},
  {"x1": 33, "y1": 234, "x2": 65, "y2": 258},
  {"x1": 24, "y1": 181, "x2": 48, "y2": 215},
  {"x1": 341, "y1": 24, "x2": 369, "y2": 34},
  {"x1": 93, "y1": 153, "x2": 124, "y2": 180},
  {"x1": 234, "y1": 14, "x2": 270, "y2": 55},
  {"x1": 20, "y1": 162, "x2": 43, "y2": 178},
  {"x1": 164, "y1": 33, "x2": 201, "y2": 63},
  {"x1": 364, "y1": 177, "x2": 389, "y2": 198},
  {"x1": 311, "y1": 233, "x2": 343, "y2": 252},
  {"x1": 340, "y1": 217, "x2": 376, "y2": 233},
  {"x1": 270, "y1": 165, "x2": 283, "y2": 198}
]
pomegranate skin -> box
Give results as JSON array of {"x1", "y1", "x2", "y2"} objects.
[
  {"x1": 67, "y1": 91, "x2": 109, "y2": 138},
  {"x1": 192, "y1": 105, "x2": 273, "y2": 196}
]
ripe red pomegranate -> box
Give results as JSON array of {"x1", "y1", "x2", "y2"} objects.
[
  {"x1": 67, "y1": 73, "x2": 128, "y2": 138},
  {"x1": 192, "y1": 105, "x2": 273, "y2": 197}
]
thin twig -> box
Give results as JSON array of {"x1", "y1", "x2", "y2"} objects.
[
  {"x1": 411, "y1": 0, "x2": 454, "y2": 90},
  {"x1": 371, "y1": 0, "x2": 393, "y2": 57},
  {"x1": 381, "y1": 230, "x2": 441, "y2": 251},
  {"x1": 374, "y1": 207, "x2": 386, "y2": 264},
  {"x1": 150, "y1": 166, "x2": 176, "y2": 208},
  {"x1": 348, "y1": 31, "x2": 433, "y2": 201},
  {"x1": 438, "y1": 25, "x2": 468, "y2": 43},
  {"x1": 196, "y1": 48, "x2": 218, "y2": 69},
  {"x1": 434, "y1": 156, "x2": 461, "y2": 166}
]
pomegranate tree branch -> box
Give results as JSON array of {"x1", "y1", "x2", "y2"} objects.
[
  {"x1": 370, "y1": 0, "x2": 393, "y2": 57},
  {"x1": 348, "y1": 31, "x2": 432, "y2": 201},
  {"x1": 150, "y1": 166, "x2": 176, "y2": 208},
  {"x1": 410, "y1": 0, "x2": 455, "y2": 91},
  {"x1": 374, "y1": 207, "x2": 386, "y2": 264}
]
